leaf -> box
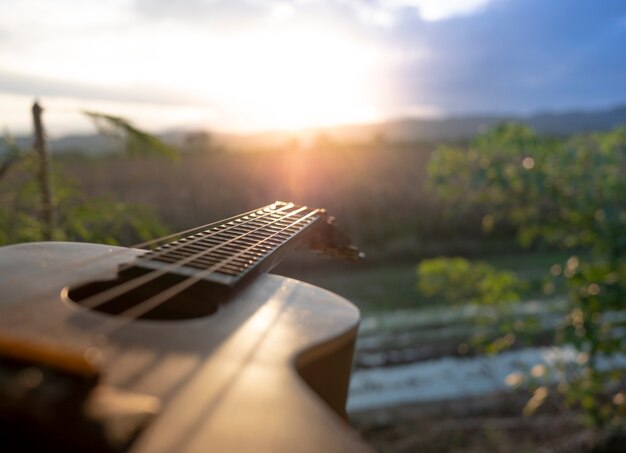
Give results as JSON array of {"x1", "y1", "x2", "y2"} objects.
[
  {"x1": 0, "y1": 133, "x2": 24, "y2": 181},
  {"x1": 83, "y1": 111, "x2": 179, "y2": 160}
]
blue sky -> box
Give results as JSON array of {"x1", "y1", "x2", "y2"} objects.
[{"x1": 1, "y1": 0, "x2": 625, "y2": 134}]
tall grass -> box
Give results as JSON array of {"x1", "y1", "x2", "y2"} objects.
[{"x1": 55, "y1": 142, "x2": 503, "y2": 256}]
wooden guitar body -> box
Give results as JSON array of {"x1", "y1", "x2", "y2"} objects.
[{"x1": 0, "y1": 242, "x2": 371, "y2": 452}]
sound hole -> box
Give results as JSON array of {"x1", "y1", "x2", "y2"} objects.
[{"x1": 68, "y1": 268, "x2": 225, "y2": 320}]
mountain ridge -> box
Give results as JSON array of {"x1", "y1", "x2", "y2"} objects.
[{"x1": 11, "y1": 103, "x2": 626, "y2": 154}]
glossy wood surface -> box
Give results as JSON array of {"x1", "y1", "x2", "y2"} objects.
[{"x1": 0, "y1": 242, "x2": 371, "y2": 452}]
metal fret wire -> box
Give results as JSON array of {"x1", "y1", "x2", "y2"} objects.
[
  {"x1": 132, "y1": 204, "x2": 298, "y2": 273},
  {"x1": 147, "y1": 212, "x2": 303, "y2": 274},
  {"x1": 93, "y1": 209, "x2": 320, "y2": 337},
  {"x1": 0, "y1": 204, "x2": 271, "y2": 295},
  {"x1": 78, "y1": 204, "x2": 309, "y2": 310},
  {"x1": 1, "y1": 203, "x2": 300, "y2": 326}
]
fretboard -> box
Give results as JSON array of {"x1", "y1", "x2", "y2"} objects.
[
  {"x1": 126, "y1": 202, "x2": 323, "y2": 290},
  {"x1": 69, "y1": 201, "x2": 360, "y2": 319}
]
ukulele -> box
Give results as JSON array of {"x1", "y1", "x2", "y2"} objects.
[{"x1": 0, "y1": 201, "x2": 372, "y2": 452}]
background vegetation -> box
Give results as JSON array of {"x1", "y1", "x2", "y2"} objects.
[
  {"x1": 1, "y1": 109, "x2": 625, "y2": 449},
  {"x1": 428, "y1": 124, "x2": 626, "y2": 428}
]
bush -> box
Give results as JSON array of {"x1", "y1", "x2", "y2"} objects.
[
  {"x1": 428, "y1": 124, "x2": 626, "y2": 427},
  {"x1": 417, "y1": 257, "x2": 521, "y2": 305}
]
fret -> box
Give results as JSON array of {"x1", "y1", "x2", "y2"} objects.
[
  {"x1": 218, "y1": 225, "x2": 291, "y2": 236},
  {"x1": 152, "y1": 254, "x2": 241, "y2": 275},
  {"x1": 239, "y1": 215, "x2": 304, "y2": 226},
  {"x1": 154, "y1": 248, "x2": 253, "y2": 270},
  {"x1": 177, "y1": 236, "x2": 262, "y2": 253},
  {"x1": 175, "y1": 258, "x2": 248, "y2": 275},
  {"x1": 183, "y1": 249, "x2": 264, "y2": 264},
  {"x1": 59, "y1": 201, "x2": 365, "y2": 327},
  {"x1": 156, "y1": 245, "x2": 256, "y2": 266},
  {"x1": 210, "y1": 226, "x2": 289, "y2": 240},
  {"x1": 189, "y1": 238, "x2": 272, "y2": 256},
  {"x1": 129, "y1": 202, "x2": 325, "y2": 292},
  {"x1": 244, "y1": 218, "x2": 298, "y2": 231},
  {"x1": 189, "y1": 235, "x2": 269, "y2": 249},
  {"x1": 189, "y1": 252, "x2": 254, "y2": 270},
  {"x1": 199, "y1": 238, "x2": 281, "y2": 253},
  {"x1": 169, "y1": 241, "x2": 263, "y2": 261},
  {"x1": 235, "y1": 220, "x2": 299, "y2": 231},
  {"x1": 209, "y1": 231, "x2": 285, "y2": 246},
  {"x1": 244, "y1": 218, "x2": 304, "y2": 229}
]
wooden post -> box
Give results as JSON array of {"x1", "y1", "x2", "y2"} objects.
[{"x1": 32, "y1": 100, "x2": 54, "y2": 240}]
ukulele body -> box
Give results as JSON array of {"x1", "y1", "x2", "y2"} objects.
[{"x1": 0, "y1": 242, "x2": 369, "y2": 452}]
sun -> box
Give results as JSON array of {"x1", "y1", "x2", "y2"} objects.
[
  {"x1": 166, "y1": 26, "x2": 385, "y2": 131},
  {"x1": 3, "y1": 11, "x2": 386, "y2": 133}
]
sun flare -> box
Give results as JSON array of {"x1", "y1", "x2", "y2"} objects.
[
  {"x1": 2, "y1": 7, "x2": 387, "y2": 132},
  {"x1": 211, "y1": 29, "x2": 383, "y2": 130},
  {"x1": 149, "y1": 26, "x2": 385, "y2": 130}
]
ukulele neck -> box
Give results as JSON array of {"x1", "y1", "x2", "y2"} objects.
[{"x1": 123, "y1": 201, "x2": 361, "y2": 294}]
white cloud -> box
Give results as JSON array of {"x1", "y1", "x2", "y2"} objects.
[
  {"x1": 325, "y1": 0, "x2": 496, "y2": 28},
  {"x1": 0, "y1": 0, "x2": 396, "y2": 132},
  {"x1": 0, "y1": 0, "x2": 500, "y2": 133},
  {"x1": 369, "y1": 0, "x2": 496, "y2": 22}
]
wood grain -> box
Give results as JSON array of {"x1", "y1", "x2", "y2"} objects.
[{"x1": 0, "y1": 242, "x2": 372, "y2": 452}]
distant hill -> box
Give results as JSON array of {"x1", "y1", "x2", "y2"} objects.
[
  {"x1": 14, "y1": 133, "x2": 116, "y2": 155},
  {"x1": 323, "y1": 104, "x2": 626, "y2": 144},
  {"x1": 525, "y1": 106, "x2": 626, "y2": 135},
  {"x1": 13, "y1": 103, "x2": 626, "y2": 154}
]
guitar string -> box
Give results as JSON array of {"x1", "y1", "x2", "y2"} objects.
[
  {"x1": 1, "y1": 203, "x2": 295, "y2": 325},
  {"x1": 130, "y1": 202, "x2": 293, "y2": 269},
  {"x1": 90, "y1": 208, "x2": 320, "y2": 339},
  {"x1": 0, "y1": 203, "x2": 287, "y2": 325},
  {"x1": 3, "y1": 205, "x2": 319, "y2": 368},
  {"x1": 34, "y1": 204, "x2": 310, "y2": 335},
  {"x1": 0, "y1": 204, "x2": 267, "y2": 295},
  {"x1": 71, "y1": 204, "x2": 305, "y2": 311}
]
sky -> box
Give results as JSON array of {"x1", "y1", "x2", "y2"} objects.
[{"x1": 1, "y1": 0, "x2": 625, "y2": 135}]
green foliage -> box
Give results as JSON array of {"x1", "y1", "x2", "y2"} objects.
[
  {"x1": 417, "y1": 257, "x2": 522, "y2": 305},
  {"x1": 83, "y1": 111, "x2": 179, "y2": 160},
  {"x1": 429, "y1": 123, "x2": 549, "y2": 243},
  {"x1": 1, "y1": 109, "x2": 173, "y2": 246},
  {"x1": 428, "y1": 123, "x2": 626, "y2": 427},
  {"x1": 429, "y1": 124, "x2": 626, "y2": 252},
  {"x1": 0, "y1": 156, "x2": 167, "y2": 245},
  {"x1": 0, "y1": 134, "x2": 23, "y2": 177}
]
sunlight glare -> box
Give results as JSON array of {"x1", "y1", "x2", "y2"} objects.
[
  {"x1": 171, "y1": 27, "x2": 384, "y2": 130},
  {"x1": 2, "y1": 8, "x2": 387, "y2": 132}
]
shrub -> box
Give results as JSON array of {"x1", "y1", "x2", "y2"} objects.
[{"x1": 417, "y1": 257, "x2": 521, "y2": 305}]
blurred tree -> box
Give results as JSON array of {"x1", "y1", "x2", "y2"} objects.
[
  {"x1": 417, "y1": 257, "x2": 521, "y2": 305},
  {"x1": 183, "y1": 131, "x2": 213, "y2": 154},
  {"x1": 0, "y1": 154, "x2": 167, "y2": 245},
  {"x1": 83, "y1": 111, "x2": 178, "y2": 160},
  {"x1": 0, "y1": 134, "x2": 22, "y2": 182},
  {"x1": 0, "y1": 103, "x2": 177, "y2": 245},
  {"x1": 428, "y1": 124, "x2": 626, "y2": 427}
]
